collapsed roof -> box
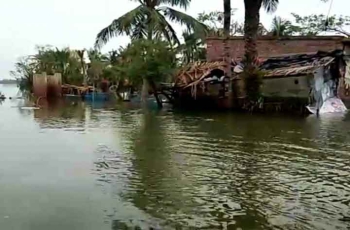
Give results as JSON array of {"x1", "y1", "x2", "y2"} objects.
[
  {"x1": 175, "y1": 61, "x2": 226, "y2": 88},
  {"x1": 260, "y1": 50, "x2": 343, "y2": 77},
  {"x1": 174, "y1": 50, "x2": 344, "y2": 88}
]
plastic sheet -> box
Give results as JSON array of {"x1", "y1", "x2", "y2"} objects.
[{"x1": 307, "y1": 97, "x2": 347, "y2": 114}]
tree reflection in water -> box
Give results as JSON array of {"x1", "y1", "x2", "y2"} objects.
[{"x1": 94, "y1": 109, "x2": 350, "y2": 230}]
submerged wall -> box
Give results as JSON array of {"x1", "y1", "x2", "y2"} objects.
[
  {"x1": 47, "y1": 73, "x2": 62, "y2": 97},
  {"x1": 261, "y1": 76, "x2": 312, "y2": 98},
  {"x1": 33, "y1": 73, "x2": 62, "y2": 98},
  {"x1": 33, "y1": 73, "x2": 48, "y2": 98},
  {"x1": 206, "y1": 36, "x2": 345, "y2": 61}
]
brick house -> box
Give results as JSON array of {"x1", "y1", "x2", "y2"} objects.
[
  {"x1": 204, "y1": 36, "x2": 350, "y2": 109},
  {"x1": 206, "y1": 36, "x2": 345, "y2": 62}
]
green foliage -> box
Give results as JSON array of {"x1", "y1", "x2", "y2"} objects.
[
  {"x1": 196, "y1": 10, "x2": 269, "y2": 36},
  {"x1": 87, "y1": 49, "x2": 108, "y2": 62},
  {"x1": 267, "y1": 13, "x2": 350, "y2": 37},
  {"x1": 277, "y1": 13, "x2": 350, "y2": 36},
  {"x1": 117, "y1": 39, "x2": 177, "y2": 87},
  {"x1": 12, "y1": 46, "x2": 89, "y2": 89},
  {"x1": 95, "y1": 0, "x2": 207, "y2": 48},
  {"x1": 102, "y1": 66, "x2": 122, "y2": 82},
  {"x1": 87, "y1": 60, "x2": 106, "y2": 83},
  {"x1": 32, "y1": 46, "x2": 85, "y2": 83},
  {"x1": 262, "y1": 0, "x2": 279, "y2": 13},
  {"x1": 242, "y1": 69, "x2": 265, "y2": 102},
  {"x1": 270, "y1": 16, "x2": 296, "y2": 37},
  {"x1": 177, "y1": 30, "x2": 206, "y2": 63},
  {"x1": 12, "y1": 39, "x2": 180, "y2": 94},
  {"x1": 10, "y1": 57, "x2": 36, "y2": 92},
  {"x1": 197, "y1": 10, "x2": 243, "y2": 36}
]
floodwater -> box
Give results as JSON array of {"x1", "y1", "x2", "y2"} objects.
[{"x1": 0, "y1": 84, "x2": 350, "y2": 230}]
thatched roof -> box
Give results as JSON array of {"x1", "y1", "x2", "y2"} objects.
[
  {"x1": 260, "y1": 50, "x2": 342, "y2": 77},
  {"x1": 175, "y1": 61, "x2": 226, "y2": 88}
]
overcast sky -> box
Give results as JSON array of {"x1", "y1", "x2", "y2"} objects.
[{"x1": 0, "y1": 0, "x2": 348, "y2": 79}]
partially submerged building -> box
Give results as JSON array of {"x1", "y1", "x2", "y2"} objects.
[{"x1": 173, "y1": 36, "x2": 350, "y2": 113}]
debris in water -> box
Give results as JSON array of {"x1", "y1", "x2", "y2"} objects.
[{"x1": 18, "y1": 106, "x2": 40, "y2": 110}]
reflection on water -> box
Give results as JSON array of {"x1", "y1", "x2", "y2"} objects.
[{"x1": 1, "y1": 84, "x2": 350, "y2": 230}]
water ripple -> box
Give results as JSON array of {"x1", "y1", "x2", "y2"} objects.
[{"x1": 91, "y1": 111, "x2": 350, "y2": 229}]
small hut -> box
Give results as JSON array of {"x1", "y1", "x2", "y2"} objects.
[
  {"x1": 173, "y1": 61, "x2": 233, "y2": 108},
  {"x1": 257, "y1": 51, "x2": 342, "y2": 100},
  {"x1": 233, "y1": 50, "x2": 347, "y2": 113}
]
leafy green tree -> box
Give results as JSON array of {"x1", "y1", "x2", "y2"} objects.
[
  {"x1": 101, "y1": 49, "x2": 129, "y2": 100},
  {"x1": 32, "y1": 46, "x2": 83, "y2": 84},
  {"x1": 117, "y1": 39, "x2": 177, "y2": 107},
  {"x1": 34, "y1": 45, "x2": 57, "y2": 75},
  {"x1": 13, "y1": 46, "x2": 86, "y2": 88},
  {"x1": 10, "y1": 57, "x2": 36, "y2": 92},
  {"x1": 94, "y1": 0, "x2": 207, "y2": 103},
  {"x1": 197, "y1": 10, "x2": 243, "y2": 36},
  {"x1": 290, "y1": 13, "x2": 350, "y2": 36}
]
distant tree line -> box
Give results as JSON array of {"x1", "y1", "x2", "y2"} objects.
[
  {"x1": 0, "y1": 79, "x2": 17, "y2": 84},
  {"x1": 12, "y1": 0, "x2": 347, "y2": 106}
]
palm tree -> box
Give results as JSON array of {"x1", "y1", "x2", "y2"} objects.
[
  {"x1": 95, "y1": 0, "x2": 207, "y2": 48},
  {"x1": 270, "y1": 16, "x2": 293, "y2": 37},
  {"x1": 76, "y1": 49, "x2": 87, "y2": 85},
  {"x1": 53, "y1": 48, "x2": 72, "y2": 82},
  {"x1": 223, "y1": 0, "x2": 231, "y2": 36},
  {"x1": 87, "y1": 49, "x2": 106, "y2": 84},
  {"x1": 243, "y1": 0, "x2": 279, "y2": 71},
  {"x1": 94, "y1": 0, "x2": 207, "y2": 105},
  {"x1": 179, "y1": 31, "x2": 205, "y2": 63},
  {"x1": 106, "y1": 50, "x2": 119, "y2": 65},
  {"x1": 223, "y1": 0, "x2": 231, "y2": 77}
]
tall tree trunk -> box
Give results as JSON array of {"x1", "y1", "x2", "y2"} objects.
[
  {"x1": 149, "y1": 80, "x2": 163, "y2": 108},
  {"x1": 115, "y1": 80, "x2": 123, "y2": 100},
  {"x1": 243, "y1": 0, "x2": 263, "y2": 104},
  {"x1": 141, "y1": 78, "x2": 149, "y2": 105},
  {"x1": 223, "y1": 0, "x2": 231, "y2": 36},
  {"x1": 140, "y1": 30, "x2": 153, "y2": 106},
  {"x1": 224, "y1": 0, "x2": 232, "y2": 106},
  {"x1": 223, "y1": 0, "x2": 231, "y2": 72},
  {"x1": 243, "y1": 0, "x2": 262, "y2": 72},
  {"x1": 140, "y1": 28, "x2": 162, "y2": 108},
  {"x1": 77, "y1": 50, "x2": 87, "y2": 86}
]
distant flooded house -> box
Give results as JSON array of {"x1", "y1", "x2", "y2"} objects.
[
  {"x1": 173, "y1": 36, "x2": 350, "y2": 112},
  {"x1": 255, "y1": 50, "x2": 346, "y2": 113}
]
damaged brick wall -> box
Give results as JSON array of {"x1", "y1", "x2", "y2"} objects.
[{"x1": 206, "y1": 36, "x2": 345, "y2": 62}]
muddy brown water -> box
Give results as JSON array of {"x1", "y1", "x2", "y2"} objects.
[{"x1": 0, "y1": 84, "x2": 350, "y2": 230}]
